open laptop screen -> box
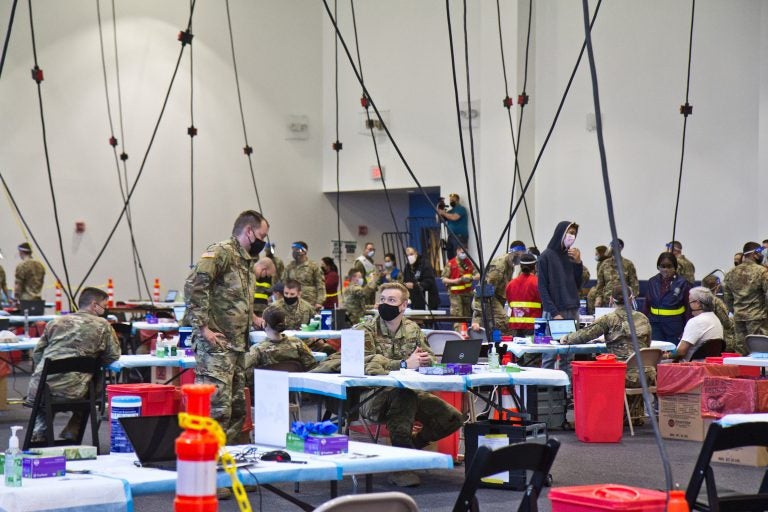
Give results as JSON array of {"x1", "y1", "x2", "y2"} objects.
[{"x1": 548, "y1": 319, "x2": 577, "y2": 341}]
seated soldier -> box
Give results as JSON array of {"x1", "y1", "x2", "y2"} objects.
[
  {"x1": 26, "y1": 287, "x2": 121, "y2": 442},
  {"x1": 342, "y1": 268, "x2": 378, "y2": 325},
  {"x1": 560, "y1": 285, "x2": 652, "y2": 425},
  {"x1": 675, "y1": 286, "x2": 724, "y2": 362},
  {"x1": 246, "y1": 308, "x2": 317, "y2": 372},
  {"x1": 263, "y1": 279, "x2": 335, "y2": 355}
]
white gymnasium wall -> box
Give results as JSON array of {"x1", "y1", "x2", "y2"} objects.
[{"x1": 0, "y1": 1, "x2": 338, "y2": 304}]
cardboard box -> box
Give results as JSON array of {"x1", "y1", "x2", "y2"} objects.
[
  {"x1": 21, "y1": 454, "x2": 66, "y2": 478},
  {"x1": 659, "y1": 393, "x2": 706, "y2": 441},
  {"x1": 26, "y1": 445, "x2": 97, "y2": 461},
  {"x1": 285, "y1": 433, "x2": 348, "y2": 455},
  {"x1": 713, "y1": 446, "x2": 768, "y2": 467}
]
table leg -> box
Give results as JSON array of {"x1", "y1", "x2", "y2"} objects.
[
  {"x1": 330, "y1": 480, "x2": 338, "y2": 498},
  {"x1": 366, "y1": 474, "x2": 373, "y2": 493}
]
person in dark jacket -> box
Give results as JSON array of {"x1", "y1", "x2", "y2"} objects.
[
  {"x1": 644, "y1": 252, "x2": 691, "y2": 344},
  {"x1": 537, "y1": 221, "x2": 584, "y2": 383},
  {"x1": 403, "y1": 247, "x2": 440, "y2": 311}
]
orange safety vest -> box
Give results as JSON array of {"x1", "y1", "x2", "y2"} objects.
[
  {"x1": 505, "y1": 273, "x2": 541, "y2": 329},
  {"x1": 446, "y1": 258, "x2": 474, "y2": 295}
]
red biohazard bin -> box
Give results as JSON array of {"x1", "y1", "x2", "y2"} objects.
[
  {"x1": 549, "y1": 484, "x2": 666, "y2": 511},
  {"x1": 571, "y1": 355, "x2": 626, "y2": 443},
  {"x1": 106, "y1": 383, "x2": 180, "y2": 417}
]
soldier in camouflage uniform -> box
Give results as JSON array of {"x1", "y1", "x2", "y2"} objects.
[
  {"x1": 185, "y1": 210, "x2": 268, "y2": 444},
  {"x1": 357, "y1": 282, "x2": 463, "y2": 487},
  {"x1": 353, "y1": 242, "x2": 378, "y2": 305},
  {"x1": 667, "y1": 241, "x2": 695, "y2": 284},
  {"x1": 26, "y1": 287, "x2": 120, "y2": 441},
  {"x1": 343, "y1": 268, "x2": 378, "y2": 324},
  {"x1": 14, "y1": 242, "x2": 46, "y2": 301},
  {"x1": 441, "y1": 246, "x2": 479, "y2": 331},
  {"x1": 284, "y1": 241, "x2": 325, "y2": 308},
  {"x1": 561, "y1": 285, "x2": 652, "y2": 423},
  {"x1": 0, "y1": 263, "x2": 9, "y2": 304},
  {"x1": 265, "y1": 244, "x2": 285, "y2": 285},
  {"x1": 252, "y1": 257, "x2": 276, "y2": 322},
  {"x1": 246, "y1": 309, "x2": 317, "y2": 371},
  {"x1": 263, "y1": 279, "x2": 335, "y2": 354},
  {"x1": 702, "y1": 275, "x2": 736, "y2": 353},
  {"x1": 470, "y1": 248, "x2": 516, "y2": 335},
  {"x1": 586, "y1": 245, "x2": 609, "y2": 313},
  {"x1": 593, "y1": 240, "x2": 640, "y2": 308},
  {"x1": 723, "y1": 242, "x2": 768, "y2": 354}
]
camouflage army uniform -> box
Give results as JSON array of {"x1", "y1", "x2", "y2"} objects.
[
  {"x1": 245, "y1": 334, "x2": 317, "y2": 371},
  {"x1": 593, "y1": 256, "x2": 640, "y2": 305},
  {"x1": 284, "y1": 259, "x2": 326, "y2": 306},
  {"x1": 0, "y1": 264, "x2": 8, "y2": 302},
  {"x1": 270, "y1": 255, "x2": 285, "y2": 285},
  {"x1": 712, "y1": 296, "x2": 737, "y2": 353},
  {"x1": 27, "y1": 311, "x2": 120, "y2": 440},
  {"x1": 677, "y1": 255, "x2": 696, "y2": 284},
  {"x1": 473, "y1": 255, "x2": 515, "y2": 334},
  {"x1": 356, "y1": 316, "x2": 463, "y2": 448},
  {"x1": 343, "y1": 275, "x2": 379, "y2": 324},
  {"x1": 264, "y1": 298, "x2": 334, "y2": 354},
  {"x1": 441, "y1": 257, "x2": 477, "y2": 331},
  {"x1": 15, "y1": 258, "x2": 46, "y2": 300},
  {"x1": 562, "y1": 308, "x2": 652, "y2": 421},
  {"x1": 353, "y1": 256, "x2": 378, "y2": 304},
  {"x1": 723, "y1": 258, "x2": 768, "y2": 354},
  {"x1": 185, "y1": 237, "x2": 254, "y2": 443}
]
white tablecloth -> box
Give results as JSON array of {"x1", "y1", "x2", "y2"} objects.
[{"x1": 503, "y1": 339, "x2": 675, "y2": 357}]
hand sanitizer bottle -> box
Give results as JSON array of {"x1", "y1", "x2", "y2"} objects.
[
  {"x1": 5, "y1": 426, "x2": 22, "y2": 487},
  {"x1": 488, "y1": 343, "x2": 500, "y2": 372},
  {"x1": 155, "y1": 334, "x2": 165, "y2": 358}
]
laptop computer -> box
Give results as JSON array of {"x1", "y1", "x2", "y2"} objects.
[
  {"x1": 441, "y1": 339, "x2": 483, "y2": 364},
  {"x1": 119, "y1": 415, "x2": 182, "y2": 470},
  {"x1": 19, "y1": 300, "x2": 45, "y2": 316},
  {"x1": 173, "y1": 305, "x2": 187, "y2": 323},
  {"x1": 333, "y1": 308, "x2": 351, "y2": 329},
  {"x1": 547, "y1": 319, "x2": 577, "y2": 341},
  {"x1": 594, "y1": 307, "x2": 614, "y2": 320},
  {"x1": 164, "y1": 290, "x2": 178, "y2": 302}
]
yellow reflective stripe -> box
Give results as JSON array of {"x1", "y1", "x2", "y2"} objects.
[
  {"x1": 326, "y1": 291, "x2": 339, "y2": 297},
  {"x1": 508, "y1": 301, "x2": 542, "y2": 309},
  {"x1": 450, "y1": 283, "x2": 472, "y2": 291},
  {"x1": 650, "y1": 306, "x2": 685, "y2": 316},
  {"x1": 508, "y1": 317, "x2": 535, "y2": 324},
  {"x1": 254, "y1": 282, "x2": 270, "y2": 289},
  {"x1": 254, "y1": 292, "x2": 269, "y2": 300}
]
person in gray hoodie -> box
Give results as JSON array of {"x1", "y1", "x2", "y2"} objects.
[{"x1": 537, "y1": 221, "x2": 584, "y2": 389}]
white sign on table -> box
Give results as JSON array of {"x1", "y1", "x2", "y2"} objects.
[
  {"x1": 340, "y1": 329, "x2": 365, "y2": 377},
  {"x1": 252, "y1": 369, "x2": 290, "y2": 447}
]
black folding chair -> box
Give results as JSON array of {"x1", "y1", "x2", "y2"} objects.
[
  {"x1": 453, "y1": 438, "x2": 561, "y2": 512},
  {"x1": 685, "y1": 421, "x2": 768, "y2": 511},
  {"x1": 691, "y1": 338, "x2": 725, "y2": 360},
  {"x1": 23, "y1": 356, "x2": 102, "y2": 454}
]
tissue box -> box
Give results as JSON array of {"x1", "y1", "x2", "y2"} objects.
[
  {"x1": 21, "y1": 454, "x2": 66, "y2": 478},
  {"x1": 286, "y1": 433, "x2": 348, "y2": 455},
  {"x1": 418, "y1": 366, "x2": 454, "y2": 375},
  {"x1": 25, "y1": 445, "x2": 97, "y2": 461},
  {"x1": 446, "y1": 363, "x2": 473, "y2": 375}
]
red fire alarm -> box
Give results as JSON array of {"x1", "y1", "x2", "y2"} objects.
[
  {"x1": 358, "y1": 225, "x2": 368, "y2": 236},
  {"x1": 371, "y1": 166, "x2": 383, "y2": 180},
  {"x1": 75, "y1": 221, "x2": 86, "y2": 234}
]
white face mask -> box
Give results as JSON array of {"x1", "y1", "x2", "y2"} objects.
[
  {"x1": 355, "y1": 278, "x2": 364, "y2": 286},
  {"x1": 367, "y1": 250, "x2": 375, "y2": 258},
  {"x1": 457, "y1": 252, "x2": 467, "y2": 260},
  {"x1": 563, "y1": 233, "x2": 576, "y2": 248},
  {"x1": 594, "y1": 255, "x2": 600, "y2": 262},
  {"x1": 384, "y1": 261, "x2": 393, "y2": 269},
  {"x1": 407, "y1": 255, "x2": 417, "y2": 265}
]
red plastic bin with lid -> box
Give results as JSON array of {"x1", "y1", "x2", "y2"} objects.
[
  {"x1": 571, "y1": 354, "x2": 627, "y2": 443},
  {"x1": 705, "y1": 353, "x2": 760, "y2": 377},
  {"x1": 549, "y1": 484, "x2": 667, "y2": 511},
  {"x1": 106, "y1": 383, "x2": 181, "y2": 417}
]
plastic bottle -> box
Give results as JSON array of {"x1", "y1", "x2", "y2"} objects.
[
  {"x1": 5, "y1": 426, "x2": 22, "y2": 487},
  {"x1": 488, "y1": 343, "x2": 500, "y2": 372},
  {"x1": 156, "y1": 334, "x2": 166, "y2": 358}
]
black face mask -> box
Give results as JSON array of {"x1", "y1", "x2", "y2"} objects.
[
  {"x1": 248, "y1": 236, "x2": 266, "y2": 257},
  {"x1": 449, "y1": 201, "x2": 456, "y2": 208},
  {"x1": 284, "y1": 296, "x2": 299, "y2": 306},
  {"x1": 378, "y1": 303, "x2": 401, "y2": 321}
]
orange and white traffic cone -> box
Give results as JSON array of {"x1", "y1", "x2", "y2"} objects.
[
  {"x1": 667, "y1": 490, "x2": 689, "y2": 512},
  {"x1": 153, "y1": 278, "x2": 161, "y2": 303},
  {"x1": 493, "y1": 386, "x2": 521, "y2": 424},
  {"x1": 175, "y1": 385, "x2": 219, "y2": 512},
  {"x1": 107, "y1": 278, "x2": 114, "y2": 309},
  {"x1": 54, "y1": 282, "x2": 62, "y2": 314}
]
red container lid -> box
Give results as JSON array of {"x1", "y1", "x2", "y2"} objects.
[
  {"x1": 705, "y1": 357, "x2": 724, "y2": 365},
  {"x1": 549, "y1": 484, "x2": 666, "y2": 511}
]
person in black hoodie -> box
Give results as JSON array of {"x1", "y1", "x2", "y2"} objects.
[
  {"x1": 538, "y1": 221, "x2": 584, "y2": 385},
  {"x1": 403, "y1": 246, "x2": 440, "y2": 311}
]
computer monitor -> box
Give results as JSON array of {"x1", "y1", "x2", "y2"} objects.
[
  {"x1": 19, "y1": 300, "x2": 45, "y2": 316},
  {"x1": 164, "y1": 290, "x2": 178, "y2": 302}
]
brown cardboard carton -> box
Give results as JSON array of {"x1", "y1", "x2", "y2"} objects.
[{"x1": 659, "y1": 393, "x2": 706, "y2": 441}]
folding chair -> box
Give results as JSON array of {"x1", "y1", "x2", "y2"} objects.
[
  {"x1": 624, "y1": 348, "x2": 662, "y2": 436},
  {"x1": 314, "y1": 491, "x2": 419, "y2": 512},
  {"x1": 453, "y1": 438, "x2": 561, "y2": 512},
  {"x1": 745, "y1": 335, "x2": 768, "y2": 354},
  {"x1": 691, "y1": 338, "x2": 725, "y2": 360},
  {"x1": 425, "y1": 330, "x2": 463, "y2": 359},
  {"x1": 22, "y1": 356, "x2": 102, "y2": 454},
  {"x1": 685, "y1": 420, "x2": 768, "y2": 511}
]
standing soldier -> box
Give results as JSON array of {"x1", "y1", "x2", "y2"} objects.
[
  {"x1": 593, "y1": 239, "x2": 640, "y2": 308},
  {"x1": 667, "y1": 241, "x2": 696, "y2": 284},
  {"x1": 470, "y1": 245, "x2": 517, "y2": 335},
  {"x1": 184, "y1": 210, "x2": 268, "y2": 446},
  {"x1": 702, "y1": 275, "x2": 737, "y2": 353},
  {"x1": 264, "y1": 243, "x2": 284, "y2": 285},
  {"x1": 14, "y1": 242, "x2": 46, "y2": 302},
  {"x1": 284, "y1": 241, "x2": 325, "y2": 310},
  {"x1": 723, "y1": 242, "x2": 768, "y2": 354},
  {"x1": 0, "y1": 262, "x2": 9, "y2": 304},
  {"x1": 441, "y1": 246, "x2": 478, "y2": 332}
]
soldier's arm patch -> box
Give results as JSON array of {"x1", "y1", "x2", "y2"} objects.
[{"x1": 200, "y1": 251, "x2": 215, "y2": 258}]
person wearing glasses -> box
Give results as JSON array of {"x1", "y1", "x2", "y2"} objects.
[
  {"x1": 644, "y1": 252, "x2": 691, "y2": 344},
  {"x1": 674, "y1": 287, "x2": 724, "y2": 362},
  {"x1": 26, "y1": 287, "x2": 120, "y2": 443},
  {"x1": 356, "y1": 282, "x2": 463, "y2": 487}
]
